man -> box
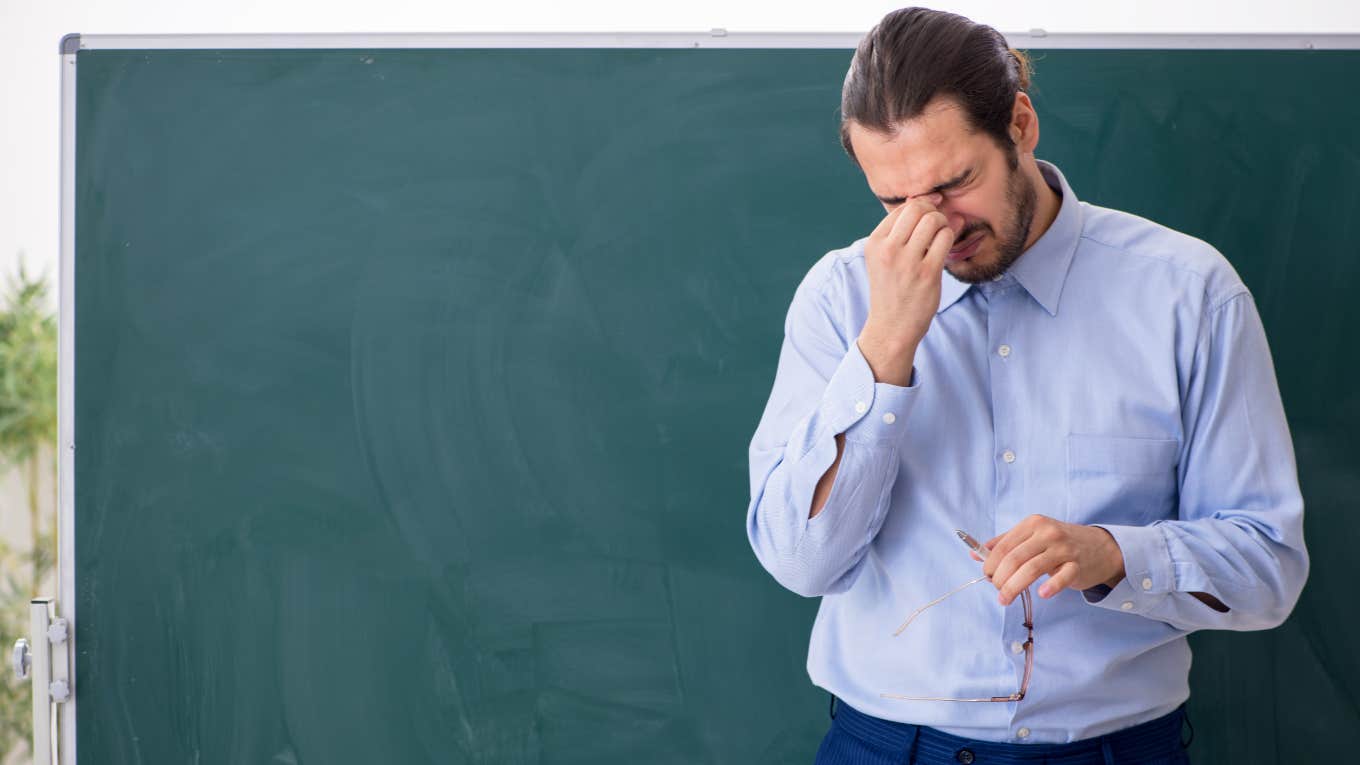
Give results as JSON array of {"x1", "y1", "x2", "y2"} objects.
[{"x1": 745, "y1": 7, "x2": 1309, "y2": 764}]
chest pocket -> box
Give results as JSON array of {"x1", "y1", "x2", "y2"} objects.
[{"x1": 1065, "y1": 434, "x2": 1181, "y2": 526}]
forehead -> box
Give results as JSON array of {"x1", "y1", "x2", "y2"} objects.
[{"x1": 848, "y1": 99, "x2": 989, "y2": 198}]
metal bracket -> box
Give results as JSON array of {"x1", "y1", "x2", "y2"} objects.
[
  {"x1": 12, "y1": 599, "x2": 69, "y2": 765},
  {"x1": 12, "y1": 638, "x2": 30, "y2": 679}
]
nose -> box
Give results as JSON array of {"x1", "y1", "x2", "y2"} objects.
[
  {"x1": 947, "y1": 215, "x2": 968, "y2": 241},
  {"x1": 916, "y1": 193, "x2": 962, "y2": 228},
  {"x1": 926, "y1": 197, "x2": 968, "y2": 240},
  {"x1": 906, "y1": 193, "x2": 965, "y2": 239}
]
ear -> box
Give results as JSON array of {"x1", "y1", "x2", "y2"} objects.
[{"x1": 1009, "y1": 92, "x2": 1040, "y2": 155}]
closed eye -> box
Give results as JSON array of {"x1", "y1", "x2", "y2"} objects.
[{"x1": 876, "y1": 167, "x2": 975, "y2": 207}]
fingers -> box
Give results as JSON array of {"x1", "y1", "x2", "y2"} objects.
[
  {"x1": 985, "y1": 515, "x2": 1054, "y2": 576},
  {"x1": 982, "y1": 516, "x2": 1098, "y2": 602},
  {"x1": 988, "y1": 534, "x2": 1047, "y2": 594},
  {"x1": 870, "y1": 202, "x2": 908, "y2": 240},
  {"x1": 869, "y1": 198, "x2": 922, "y2": 245},
  {"x1": 923, "y1": 225, "x2": 954, "y2": 273},
  {"x1": 901, "y1": 209, "x2": 950, "y2": 260},
  {"x1": 1040, "y1": 561, "x2": 1080, "y2": 598},
  {"x1": 996, "y1": 550, "x2": 1060, "y2": 605},
  {"x1": 884, "y1": 199, "x2": 943, "y2": 251},
  {"x1": 982, "y1": 526, "x2": 1032, "y2": 580}
]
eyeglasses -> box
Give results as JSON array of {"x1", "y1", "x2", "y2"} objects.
[{"x1": 880, "y1": 529, "x2": 1034, "y2": 703}]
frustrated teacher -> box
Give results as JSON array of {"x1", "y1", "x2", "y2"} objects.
[{"x1": 744, "y1": 7, "x2": 1309, "y2": 764}]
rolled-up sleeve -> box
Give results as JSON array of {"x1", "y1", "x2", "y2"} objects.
[
  {"x1": 746, "y1": 267, "x2": 918, "y2": 597},
  {"x1": 1084, "y1": 291, "x2": 1309, "y2": 631}
]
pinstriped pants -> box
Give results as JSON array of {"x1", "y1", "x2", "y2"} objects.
[{"x1": 813, "y1": 695, "x2": 1192, "y2": 765}]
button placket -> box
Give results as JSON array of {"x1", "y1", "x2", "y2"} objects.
[{"x1": 985, "y1": 283, "x2": 1031, "y2": 668}]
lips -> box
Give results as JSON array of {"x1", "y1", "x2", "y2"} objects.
[{"x1": 948, "y1": 233, "x2": 983, "y2": 261}]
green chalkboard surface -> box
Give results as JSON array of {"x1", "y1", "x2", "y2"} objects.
[{"x1": 74, "y1": 45, "x2": 1359, "y2": 763}]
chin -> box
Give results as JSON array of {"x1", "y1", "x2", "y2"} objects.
[{"x1": 946, "y1": 253, "x2": 1001, "y2": 285}]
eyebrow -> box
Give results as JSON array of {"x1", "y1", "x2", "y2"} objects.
[{"x1": 875, "y1": 167, "x2": 973, "y2": 205}]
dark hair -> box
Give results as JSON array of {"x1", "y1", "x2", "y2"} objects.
[{"x1": 839, "y1": 7, "x2": 1033, "y2": 167}]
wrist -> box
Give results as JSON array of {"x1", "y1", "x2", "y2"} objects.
[
  {"x1": 856, "y1": 330, "x2": 918, "y2": 387},
  {"x1": 858, "y1": 323, "x2": 919, "y2": 356},
  {"x1": 1096, "y1": 527, "x2": 1126, "y2": 587}
]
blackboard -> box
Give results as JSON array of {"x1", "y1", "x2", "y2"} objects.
[{"x1": 69, "y1": 40, "x2": 1359, "y2": 763}]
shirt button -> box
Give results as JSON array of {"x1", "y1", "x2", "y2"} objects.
[
  {"x1": 1002, "y1": 450, "x2": 1016, "y2": 464},
  {"x1": 854, "y1": 401, "x2": 867, "y2": 414},
  {"x1": 882, "y1": 413, "x2": 896, "y2": 424},
  {"x1": 955, "y1": 750, "x2": 975, "y2": 764},
  {"x1": 1121, "y1": 601, "x2": 1135, "y2": 610},
  {"x1": 998, "y1": 344, "x2": 1011, "y2": 358},
  {"x1": 1141, "y1": 578, "x2": 1153, "y2": 590},
  {"x1": 1010, "y1": 641, "x2": 1025, "y2": 654},
  {"x1": 1017, "y1": 728, "x2": 1031, "y2": 739}
]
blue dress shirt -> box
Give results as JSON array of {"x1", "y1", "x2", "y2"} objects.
[{"x1": 745, "y1": 159, "x2": 1309, "y2": 743}]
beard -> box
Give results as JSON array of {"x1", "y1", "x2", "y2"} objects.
[{"x1": 945, "y1": 158, "x2": 1038, "y2": 285}]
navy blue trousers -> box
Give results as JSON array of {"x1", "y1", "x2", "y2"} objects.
[{"x1": 814, "y1": 695, "x2": 1192, "y2": 764}]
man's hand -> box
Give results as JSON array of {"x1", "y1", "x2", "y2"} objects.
[
  {"x1": 856, "y1": 195, "x2": 955, "y2": 386},
  {"x1": 969, "y1": 514, "x2": 1125, "y2": 605}
]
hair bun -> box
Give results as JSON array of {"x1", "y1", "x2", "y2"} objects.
[{"x1": 1008, "y1": 47, "x2": 1033, "y2": 91}]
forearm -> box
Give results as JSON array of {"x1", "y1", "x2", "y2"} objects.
[
  {"x1": 809, "y1": 432, "x2": 846, "y2": 520},
  {"x1": 1093, "y1": 528, "x2": 1225, "y2": 610},
  {"x1": 808, "y1": 335, "x2": 913, "y2": 520},
  {"x1": 1090, "y1": 292, "x2": 1309, "y2": 631},
  {"x1": 1085, "y1": 515, "x2": 1306, "y2": 631},
  {"x1": 747, "y1": 342, "x2": 917, "y2": 597}
]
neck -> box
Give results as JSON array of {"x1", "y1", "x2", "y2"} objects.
[{"x1": 1021, "y1": 159, "x2": 1062, "y2": 250}]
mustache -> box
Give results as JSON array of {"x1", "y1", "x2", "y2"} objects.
[{"x1": 954, "y1": 223, "x2": 991, "y2": 245}]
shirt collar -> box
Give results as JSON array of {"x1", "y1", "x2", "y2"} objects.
[{"x1": 936, "y1": 159, "x2": 1082, "y2": 316}]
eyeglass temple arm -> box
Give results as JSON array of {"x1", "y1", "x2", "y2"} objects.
[
  {"x1": 879, "y1": 692, "x2": 1025, "y2": 702},
  {"x1": 892, "y1": 575, "x2": 990, "y2": 636}
]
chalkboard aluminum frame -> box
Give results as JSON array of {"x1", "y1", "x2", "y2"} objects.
[{"x1": 56, "y1": 30, "x2": 1360, "y2": 765}]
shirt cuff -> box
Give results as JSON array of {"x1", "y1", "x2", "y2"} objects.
[
  {"x1": 819, "y1": 339, "x2": 920, "y2": 447},
  {"x1": 1081, "y1": 523, "x2": 1174, "y2": 615}
]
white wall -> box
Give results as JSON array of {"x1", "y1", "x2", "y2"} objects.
[
  {"x1": 0, "y1": 445, "x2": 57, "y2": 600},
  {"x1": 0, "y1": 445, "x2": 56, "y2": 765}
]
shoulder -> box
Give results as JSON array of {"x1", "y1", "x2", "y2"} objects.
[
  {"x1": 791, "y1": 236, "x2": 869, "y2": 303},
  {"x1": 1076, "y1": 202, "x2": 1247, "y2": 310}
]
